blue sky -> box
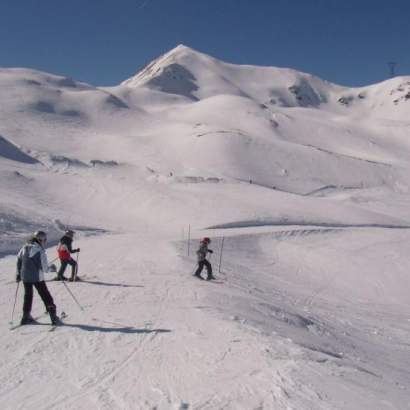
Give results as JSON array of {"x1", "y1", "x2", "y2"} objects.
[{"x1": 1, "y1": 0, "x2": 409, "y2": 86}]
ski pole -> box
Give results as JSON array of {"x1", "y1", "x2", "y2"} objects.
[
  {"x1": 49, "y1": 256, "x2": 59, "y2": 264},
  {"x1": 74, "y1": 251, "x2": 79, "y2": 280},
  {"x1": 62, "y1": 281, "x2": 84, "y2": 311},
  {"x1": 10, "y1": 282, "x2": 20, "y2": 324},
  {"x1": 218, "y1": 237, "x2": 225, "y2": 273}
]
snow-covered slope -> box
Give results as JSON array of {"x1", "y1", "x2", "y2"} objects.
[{"x1": 0, "y1": 45, "x2": 410, "y2": 409}]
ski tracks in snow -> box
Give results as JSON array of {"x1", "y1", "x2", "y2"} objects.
[
  {"x1": 41, "y1": 270, "x2": 171, "y2": 409},
  {"x1": 202, "y1": 225, "x2": 410, "y2": 409},
  {"x1": 3, "y1": 227, "x2": 409, "y2": 409}
]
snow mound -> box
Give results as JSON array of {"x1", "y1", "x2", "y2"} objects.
[
  {"x1": 0, "y1": 68, "x2": 130, "y2": 131},
  {"x1": 90, "y1": 159, "x2": 120, "y2": 167}
]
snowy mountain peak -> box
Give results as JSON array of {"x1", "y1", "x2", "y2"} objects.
[
  {"x1": 168, "y1": 43, "x2": 199, "y2": 55},
  {"x1": 121, "y1": 45, "x2": 334, "y2": 105},
  {"x1": 120, "y1": 44, "x2": 213, "y2": 98}
]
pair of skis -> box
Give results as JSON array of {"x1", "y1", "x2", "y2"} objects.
[
  {"x1": 48, "y1": 276, "x2": 83, "y2": 282},
  {"x1": 9, "y1": 311, "x2": 67, "y2": 331},
  {"x1": 193, "y1": 275, "x2": 224, "y2": 284}
]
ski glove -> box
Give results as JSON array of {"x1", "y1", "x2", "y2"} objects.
[
  {"x1": 16, "y1": 273, "x2": 21, "y2": 282},
  {"x1": 75, "y1": 248, "x2": 80, "y2": 253},
  {"x1": 208, "y1": 249, "x2": 213, "y2": 253}
]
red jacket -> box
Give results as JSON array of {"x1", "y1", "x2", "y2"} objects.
[{"x1": 57, "y1": 243, "x2": 71, "y2": 261}]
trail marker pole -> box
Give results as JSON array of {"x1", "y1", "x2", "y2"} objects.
[
  {"x1": 187, "y1": 224, "x2": 191, "y2": 256},
  {"x1": 218, "y1": 237, "x2": 225, "y2": 273}
]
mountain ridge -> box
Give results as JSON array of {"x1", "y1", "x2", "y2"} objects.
[{"x1": 120, "y1": 44, "x2": 410, "y2": 116}]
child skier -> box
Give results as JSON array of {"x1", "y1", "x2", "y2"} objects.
[
  {"x1": 194, "y1": 237, "x2": 215, "y2": 280},
  {"x1": 56, "y1": 230, "x2": 80, "y2": 281},
  {"x1": 16, "y1": 231, "x2": 60, "y2": 325}
]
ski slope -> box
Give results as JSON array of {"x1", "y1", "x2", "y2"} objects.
[{"x1": 0, "y1": 45, "x2": 410, "y2": 409}]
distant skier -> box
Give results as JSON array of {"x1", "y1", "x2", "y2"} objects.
[
  {"x1": 55, "y1": 230, "x2": 80, "y2": 281},
  {"x1": 16, "y1": 231, "x2": 60, "y2": 325},
  {"x1": 194, "y1": 237, "x2": 215, "y2": 280}
]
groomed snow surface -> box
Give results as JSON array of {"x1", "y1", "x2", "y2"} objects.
[{"x1": 1, "y1": 45, "x2": 410, "y2": 409}]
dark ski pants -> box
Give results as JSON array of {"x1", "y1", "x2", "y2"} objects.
[
  {"x1": 58, "y1": 258, "x2": 77, "y2": 279},
  {"x1": 195, "y1": 260, "x2": 213, "y2": 279},
  {"x1": 23, "y1": 281, "x2": 55, "y2": 315}
]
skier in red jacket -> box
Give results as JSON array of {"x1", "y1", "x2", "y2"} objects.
[{"x1": 55, "y1": 230, "x2": 80, "y2": 281}]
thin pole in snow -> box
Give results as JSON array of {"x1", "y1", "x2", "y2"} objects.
[
  {"x1": 10, "y1": 282, "x2": 20, "y2": 324},
  {"x1": 74, "y1": 251, "x2": 80, "y2": 280},
  {"x1": 62, "y1": 281, "x2": 84, "y2": 311},
  {"x1": 48, "y1": 256, "x2": 59, "y2": 265},
  {"x1": 218, "y1": 237, "x2": 225, "y2": 273},
  {"x1": 187, "y1": 224, "x2": 191, "y2": 256}
]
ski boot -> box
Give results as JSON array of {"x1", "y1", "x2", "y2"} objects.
[
  {"x1": 20, "y1": 313, "x2": 36, "y2": 325},
  {"x1": 47, "y1": 305, "x2": 61, "y2": 326}
]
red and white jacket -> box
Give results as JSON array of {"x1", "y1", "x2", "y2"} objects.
[
  {"x1": 57, "y1": 235, "x2": 77, "y2": 261},
  {"x1": 57, "y1": 243, "x2": 71, "y2": 261}
]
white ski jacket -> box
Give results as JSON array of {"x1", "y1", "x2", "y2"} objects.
[{"x1": 17, "y1": 241, "x2": 48, "y2": 283}]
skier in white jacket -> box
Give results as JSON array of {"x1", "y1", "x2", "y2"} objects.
[{"x1": 16, "y1": 231, "x2": 60, "y2": 325}]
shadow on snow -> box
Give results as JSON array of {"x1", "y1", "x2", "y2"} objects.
[
  {"x1": 78, "y1": 280, "x2": 144, "y2": 288},
  {"x1": 59, "y1": 323, "x2": 171, "y2": 334}
]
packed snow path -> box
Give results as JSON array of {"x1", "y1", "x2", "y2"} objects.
[
  {"x1": 0, "y1": 233, "x2": 300, "y2": 409},
  {"x1": 1, "y1": 227, "x2": 410, "y2": 410}
]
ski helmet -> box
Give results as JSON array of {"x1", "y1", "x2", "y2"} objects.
[
  {"x1": 33, "y1": 230, "x2": 47, "y2": 243},
  {"x1": 65, "y1": 230, "x2": 74, "y2": 238},
  {"x1": 201, "y1": 237, "x2": 211, "y2": 244}
]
